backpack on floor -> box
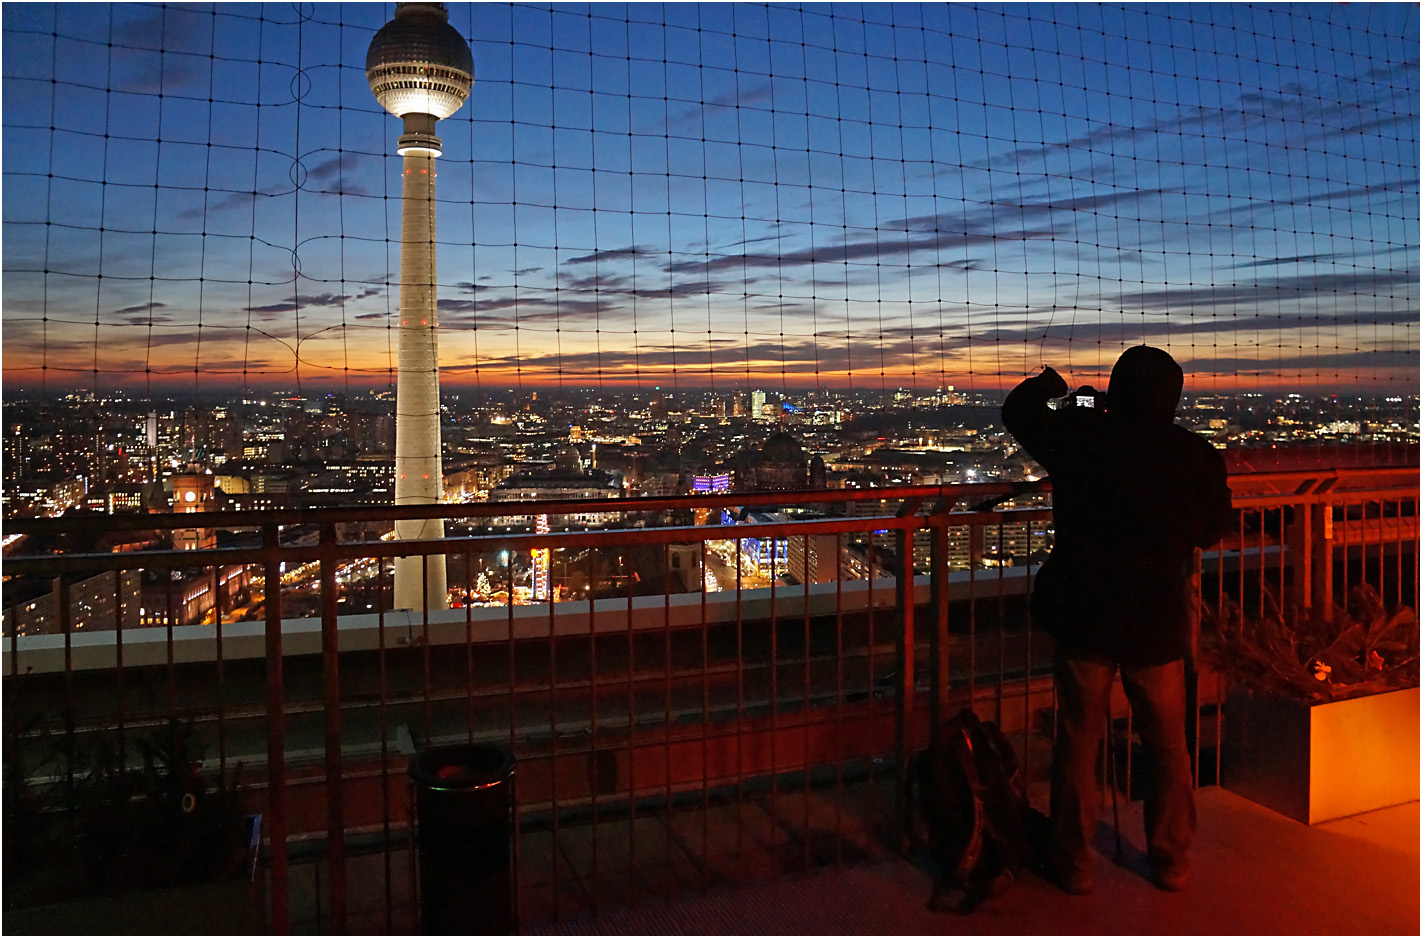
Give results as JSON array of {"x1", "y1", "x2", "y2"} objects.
[{"x1": 912, "y1": 708, "x2": 1046, "y2": 913}]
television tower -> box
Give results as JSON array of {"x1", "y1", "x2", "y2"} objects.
[{"x1": 367, "y1": 3, "x2": 473, "y2": 610}]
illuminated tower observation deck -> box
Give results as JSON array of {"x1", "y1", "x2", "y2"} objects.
[{"x1": 367, "y1": 2, "x2": 473, "y2": 611}]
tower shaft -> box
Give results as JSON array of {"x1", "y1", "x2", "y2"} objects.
[{"x1": 393, "y1": 150, "x2": 447, "y2": 611}]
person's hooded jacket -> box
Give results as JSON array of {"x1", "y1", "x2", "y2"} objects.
[{"x1": 1002, "y1": 346, "x2": 1234, "y2": 665}]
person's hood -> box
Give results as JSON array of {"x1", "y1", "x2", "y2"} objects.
[{"x1": 1106, "y1": 346, "x2": 1183, "y2": 425}]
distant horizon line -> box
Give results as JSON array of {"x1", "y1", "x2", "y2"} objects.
[{"x1": 4, "y1": 381, "x2": 1416, "y2": 403}]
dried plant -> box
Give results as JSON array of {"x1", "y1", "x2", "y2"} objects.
[
  {"x1": 1203, "y1": 584, "x2": 1419, "y2": 703},
  {"x1": 3, "y1": 719, "x2": 251, "y2": 909}
]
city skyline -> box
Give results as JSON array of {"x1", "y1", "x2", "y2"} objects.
[{"x1": 2, "y1": 2, "x2": 1417, "y2": 398}]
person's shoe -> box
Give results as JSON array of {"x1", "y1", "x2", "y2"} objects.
[
  {"x1": 1053, "y1": 866, "x2": 1094, "y2": 896},
  {"x1": 1153, "y1": 866, "x2": 1189, "y2": 892}
]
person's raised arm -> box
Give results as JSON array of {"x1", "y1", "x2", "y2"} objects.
[{"x1": 1002, "y1": 366, "x2": 1069, "y2": 467}]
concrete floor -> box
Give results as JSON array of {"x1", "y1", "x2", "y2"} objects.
[{"x1": 528, "y1": 789, "x2": 1419, "y2": 936}]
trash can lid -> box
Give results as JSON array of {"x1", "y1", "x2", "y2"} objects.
[{"x1": 409, "y1": 743, "x2": 515, "y2": 791}]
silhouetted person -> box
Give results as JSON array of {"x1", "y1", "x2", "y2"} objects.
[{"x1": 1002, "y1": 346, "x2": 1233, "y2": 895}]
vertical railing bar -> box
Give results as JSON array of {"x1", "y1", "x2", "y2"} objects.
[
  {"x1": 967, "y1": 523, "x2": 978, "y2": 712},
  {"x1": 834, "y1": 530, "x2": 844, "y2": 868},
  {"x1": 1401, "y1": 495, "x2": 1409, "y2": 609},
  {"x1": 1373, "y1": 500, "x2": 1381, "y2": 605},
  {"x1": 1236, "y1": 510, "x2": 1246, "y2": 620},
  {"x1": 928, "y1": 516, "x2": 947, "y2": 734},
  {"x1": 1213, "y1": 661, "x2": 1224, "y2": 787},
  {"x1": 587, "y1": 548, "x2": 601, "y2": 912},
  {"x1": 1218, "y1": 500, "x2": 1227, "y2": 629},
  {"x1": 1364, "y1": 498, "x2": 1373, "y2": 603},
  {"x1": 421, "y1": 555, "x2": 432, "y2": 742},
  {"x1": 1397, "y1": 497, "x2": 1405, "y2": 608},
  {"x1": 1396, "y1": 498, "x2": 1405, "y2": 608},
  {"x1": 214, "y1": 562, "x2": 227, "y2": 778},
  {"x1": 375, "y1": 555, "x2": 393, "y2": 936},
  {"x1": 547, "y1": 538, "x2": 560, "y2": 910},
  {"x1": 165, "y1": 570, "x2": 177, "y2": 715},
  {"x1": 663, "y1": 542, "x2": 674, "y2": 889},
  {"x1": 505, "y1": 555, "x2": 523, "y2": 922},
  {"x1": 995, "y1": 521, "x2": 1006, "y2": 725},
  {"x1": 466, "y1": 549, "x2": 475, "y2": 744},
  {"x1": 262, "y1": 525, "x2": 289, "y2": 935},
  {"x1": 406, "y1": 581, "x2": 419, "y2": 933},
  {"x1": 1257, "y1": 508, "x2": 1266, "y2": 617},
  {"x1": 699, "y1": 537, "x2": 710, "y2": 893},
  {"x1": 6, "y1": 592, "x2": 20, "y2": 793},
  {"x1": 319, "y1": 523, "x2": 347, "y2": 934},
  {"x1": 1379, "y1": 498, "x2": 1386, "y2": 601},
  {"x1": 801, "y1": 532, "x2": 812, "y2": 872},
  {"x1": 59, "y1": 574, "x2": 75, "y2": 794},
  {"x1": 858, "y1": 531, "x2": 870, "y2": 739},
  {"x1": 1373, "y1": 500, "x2": 1384, "y2": 605},
  {"x1": 734, "y1": 531, "x2": 745, "y2": 876},
  {"x1": 770, "y1": 530, "x2": 781, "y2": 867},
  {"x1": 1320, "y1": 493, "x2": 1334, "y2": 612},
  {"x1": 625, "y1": 548, "x2": 636, "y2": 900},
  {"x1": 1276, "y1": 507, "x2": 1287, "y2": 616},
  {"x1": 114, "y1": 572, "x2": 126, "y2": 763},
  {"x1": 1022, "y1": 518, "x2": 1033, "y2": 785},
  {"x1": 1339, "y1": 497, "x2": 1349, "y2": 611},
  {"x1": 1217, "y1": 494, "x2": 1231, "y2": 791},
  {"x1": 894, "y1": 522, "x2": 915, "y2": 844}
]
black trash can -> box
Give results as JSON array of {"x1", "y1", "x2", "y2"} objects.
[{"x1": 409, "y1": 744, "x2": 516, "y2": 935}]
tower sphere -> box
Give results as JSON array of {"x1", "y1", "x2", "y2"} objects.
[{"x1": 367, "y1": 3, "x2": 473, "y2": 122}]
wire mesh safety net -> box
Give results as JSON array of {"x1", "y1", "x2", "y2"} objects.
[{"x1": 2, "y1": 2, "x2": 1417, "y2": 408}]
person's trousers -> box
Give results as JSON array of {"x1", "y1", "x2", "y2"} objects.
[{"x1": 1049, "y1": 653, "x2": 1196, "y2": 879}]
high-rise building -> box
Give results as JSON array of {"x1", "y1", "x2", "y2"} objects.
[
  {"x1": 367, "y1": 2, "x2": 473, "y2": 611},
  {"x1": 751, "y1": 389, "x2": 766, "y2": 422}
]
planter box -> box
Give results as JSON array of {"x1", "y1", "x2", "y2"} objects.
[{"x1": 1224, "y1": 686, "x2": 1420, "y2": 824}]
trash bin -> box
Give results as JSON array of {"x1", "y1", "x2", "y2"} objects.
[{"x1": 409, "y1": 744, "x2": 516, "y2": 935}]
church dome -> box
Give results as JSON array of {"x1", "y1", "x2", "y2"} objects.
[{"x1": 759, "y1": 431, "x2": 807, "y2": 465}]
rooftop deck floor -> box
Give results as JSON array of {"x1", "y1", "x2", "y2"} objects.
[{"x1": 529, "y1": 788, "x2": 1418, "y2": 936}]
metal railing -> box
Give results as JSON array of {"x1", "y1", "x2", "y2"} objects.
[{"x1": 3, "y1": 466, "x2": 1416, "y2": 931}]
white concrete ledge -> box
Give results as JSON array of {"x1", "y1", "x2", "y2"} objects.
[{"x1": 2, "y1": 568, "x2": 1037, "y2": 676}]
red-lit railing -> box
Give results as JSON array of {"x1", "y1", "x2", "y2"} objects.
[{"x1": 3, "y1": 467, "x2": 1416, "y2": 932}]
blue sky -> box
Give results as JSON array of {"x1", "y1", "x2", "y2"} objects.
[{"x1": 2, "y1": 2, "x2": 1417, "y2": 397}]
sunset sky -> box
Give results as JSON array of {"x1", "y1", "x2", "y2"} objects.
[{"x1": 2, "y1": 2, "x2": 1417, "y2": 398}]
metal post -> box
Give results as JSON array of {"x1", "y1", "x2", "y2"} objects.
[
  {"x1": 927, "y1": 499, "x2": 955, "y2": 732},
  {"x1": 319, "y1": 522, "x2": 347, "y2": 933},
  {"x1": 262, "y1": 525, "x2": 290, "y2": 934},
  {"x1": 894, "y1": 524, "x2": 915, "y2": 843},
  {"x1": 1314, "y1": 492, "x2": 1335, "y2": 610}
]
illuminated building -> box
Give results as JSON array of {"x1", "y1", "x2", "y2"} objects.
[{"x1": 170, "y1": 471, "x2": 216, "y2": 551}]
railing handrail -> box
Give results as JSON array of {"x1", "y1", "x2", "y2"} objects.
[
  {"x1": 1, "y1": 504, "x2": 1057, "y2": 577},
  {"x1": 2, "y1": 479, "x2": 1048, "y2": 536},
  {"x1": 6, "y1": 464, "x2": 1414, "y2": 542}
]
